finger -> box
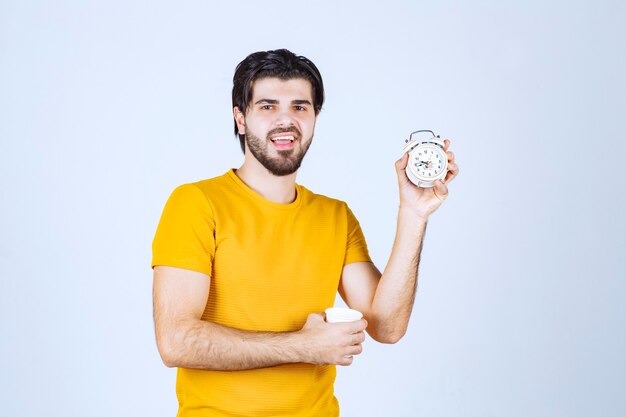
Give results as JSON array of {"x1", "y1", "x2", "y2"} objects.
[
  {"x1": 347, "y1": 319, "x2": 368, "y2": 333},
  {"x1": 432, "y1": 180, "x2": 448, "y2": 202},
  {"x1": 443, "y1": 138, "x2": 451, "y2": 151},
  {"x1": 338, "y1": 320, "x2": 366, "y2": 335},
  {"x1": 339, "y1": 355, "x2": 354, "y2": 366},
  {"x1": 394, "y1": 154, "x2": 411, "y2": 186},
  {"x1": 351, "y1": 332, "x2": 366, "y2": 345},
  {"x1": 348, "y1": 344, "x2": 364, "y2": 356},
  {"x1": 308, "y1": 312, "x2": 325, "y2": 324},
  {"x1": 446, "y1": 150, "x2": 455, "y2": 163},
  {"x1": 395, "y1": 152, "x2": 409, "y2": 172},
  {"x1": 445, "y1": 162, "x2": 459, "y2": 183}
]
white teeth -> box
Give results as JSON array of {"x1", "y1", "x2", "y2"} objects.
[{"x1": 271, "y1": 135, "x2": 294, "y2": 142}]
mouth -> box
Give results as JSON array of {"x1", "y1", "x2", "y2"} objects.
[
  {"x1": 269, "y1": 131, "x2": 299, "y2": 150},
  {"x1": 270, "y1": 134, "x2": 296, "y2": 143}
]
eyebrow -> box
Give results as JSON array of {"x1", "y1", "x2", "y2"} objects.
[{"x1": 254, "y1": 99, "x2": 312, "y2": 106}]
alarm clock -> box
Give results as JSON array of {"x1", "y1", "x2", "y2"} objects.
[{"x1": 403, "y1": 130, "x2": 448, "y2": 188}]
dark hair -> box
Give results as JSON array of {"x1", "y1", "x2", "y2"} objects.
[{"x1": 232, "y1": 49, "x2": 325, "y2": 153}]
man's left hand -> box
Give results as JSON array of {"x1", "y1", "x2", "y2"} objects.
[{"x1": 395, "y1": 139, "x2": 459, "y2": 219}]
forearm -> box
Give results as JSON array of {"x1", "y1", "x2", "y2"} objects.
[
  {"x1": 370, "y1": 208, "x2": 427, "y2": 342},
  {"x1": 158, "y1": 318, "x2": 304, "y2": 371}
]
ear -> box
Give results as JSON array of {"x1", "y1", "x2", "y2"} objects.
[{"x1": 233, "y1": 107, "x2": 246, "y2": 135}]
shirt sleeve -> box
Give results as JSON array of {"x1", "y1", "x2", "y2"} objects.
[
  {"x1": 151, "y1": 183, "x2": 216, "y2": 276},
  {"x1": 343, "y1": 204, "x2": 372, "y2": 265}
]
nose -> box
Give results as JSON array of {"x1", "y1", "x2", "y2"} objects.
[{"x1": 274, "y1": 108, "x2": 295, "y2": 128}]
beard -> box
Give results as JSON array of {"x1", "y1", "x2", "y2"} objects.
[{"x1": 245, "y1": 126, "x2": 313, "y2": 176}]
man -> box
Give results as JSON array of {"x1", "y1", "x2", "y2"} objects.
[{"x1": 152, "y1": 49, "x2": 459, "y2": 417}]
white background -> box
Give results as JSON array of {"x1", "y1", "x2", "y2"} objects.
[{"x1": 1, "y1": 1, "x2": 625, "y2": 416}]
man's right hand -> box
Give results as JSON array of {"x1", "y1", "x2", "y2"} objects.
[{"x1": 297, "y1": 313, "x2": 368, "y2": 366}]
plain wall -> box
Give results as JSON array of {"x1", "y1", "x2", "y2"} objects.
[{"x1": 1, "y1": 1, "x2": 624, "y2": 416}]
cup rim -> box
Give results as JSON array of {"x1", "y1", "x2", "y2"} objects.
[{"x1": 325, "y1": 307, "x2": 363, "y2": 322}]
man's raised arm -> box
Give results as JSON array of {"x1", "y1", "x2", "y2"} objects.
[{"x1": 339, "y1": 139, "x2": 459, "y2": 344}]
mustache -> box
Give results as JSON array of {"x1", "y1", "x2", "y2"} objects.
[{"x1": 267, "y1": 127, "x2": 302, "y2": 140}]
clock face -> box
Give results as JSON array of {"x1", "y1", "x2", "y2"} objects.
[{"x1": 410, "y1": 144, "x2": 447, "y2": 180}]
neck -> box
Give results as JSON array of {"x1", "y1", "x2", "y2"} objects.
[{"x1": 235, "y1": 156, "x2": 297, "y2": 204}]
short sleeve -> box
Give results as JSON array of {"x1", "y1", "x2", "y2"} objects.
[
  {"x1": 151, "y1": 184, "x2": 216, "y2": 276},
  {"x1": 343, "y1": 205, "x2": 372, "y2": 265}
]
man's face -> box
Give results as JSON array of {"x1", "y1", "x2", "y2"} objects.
[{"x1": 234, "y1": 77, "x2": 317, "y2": 176}]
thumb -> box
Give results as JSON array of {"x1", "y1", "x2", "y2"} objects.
[
  {"x1": 395, "y1": 153, "x2": 410, "y2": 186},
  {"x1": 395, "y1": 152, "x2": 409, "y2": 172},
  {"x1": 307, "y1": 312, "x2": 326, "y2": 324}
]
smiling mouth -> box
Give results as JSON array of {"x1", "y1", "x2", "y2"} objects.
[{"x1": 270, "y1": 135, "x2": 296, "y2": 143}]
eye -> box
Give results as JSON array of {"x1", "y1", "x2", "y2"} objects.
[
  {"x1": 261, "y1": 104, "x2": 273, "y2": 110},
  {"x1": 294, "y1": 105, "x2": 306, "y2": 111}
]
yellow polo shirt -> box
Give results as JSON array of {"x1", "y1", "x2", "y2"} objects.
[{"x1": 152, "y1": 169, "x2": 371, "y2": 417}]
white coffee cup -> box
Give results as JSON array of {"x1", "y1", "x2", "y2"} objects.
[{"x1": 325, "y1": 307, "x2": 363, "y2": 323}]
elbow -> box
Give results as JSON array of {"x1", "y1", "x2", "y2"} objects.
[
  {"x1": 369, "y1": 328, "x2": 406, "y2": 344},
  {"x1": 365, "y1": 311, "x2": 409, "y2": 344},
  {"x1": 376, "y1": 332, "x2": 405, "y2": 345},
  {"x1": 155, "y1": 317, "x2": 208, "y2": 369},
  {"x1": 156, "y1": 336, "x2": 181, "y2": 368},
  {"x1": 160, "y1": 353, "x2": 178, "y2": 368}
]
